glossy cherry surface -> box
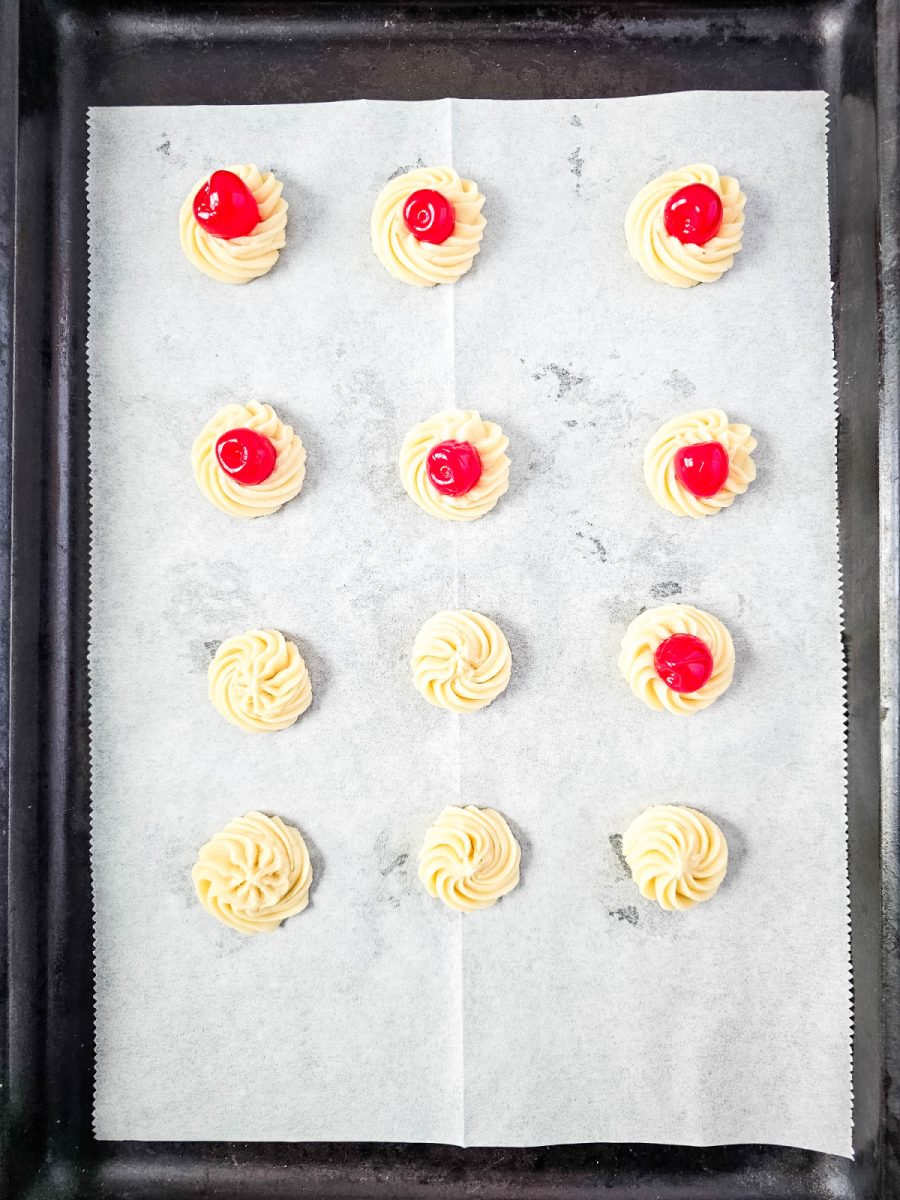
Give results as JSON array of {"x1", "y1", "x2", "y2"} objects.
[
  {"x1": 215, "y1": 428, "x2": 277, "y2": 485},
  {"x1": 426, "y1": 440, "x2": 482, "y2": 496},
  {"x1": 402, "y1": 189, "x2": 456, "y2": 244},
  {"x1": 653, "y1": 633, "x2": 714, "y2": 694},
  {"x1": 193, "y1": 170, "x2": 260, "y2": 240},
  {"x1": 674, "y1": 441, "x2": 730, "y2": 498},
  {"x1": 663, "y1": 183, "x2": 723, "y2": 246}
]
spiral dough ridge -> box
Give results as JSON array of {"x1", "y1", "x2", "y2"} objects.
[
  {"x1": 622, "y1": 805, "x2": 728, "y2": 911},
  {"x1": 419, "y1": 806, "x2": 521, "y2": 912},
  {"x1": 192, "y1": 811, "x2": 313, "y2": 934},
  {"x1": 208, "y1": 628, "x2": 312, "y2": 732},
  {"x1": 411, "y1": 610, "x2": 511, "y2": 713}
]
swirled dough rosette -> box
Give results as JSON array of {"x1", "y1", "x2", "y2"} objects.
[
  {"x1": 192, "y1": 811, "x2": 313, "y2": 934},
  {"x1": 625, "y1": 164, "x2": 745, "y2": 288},
  {"x1": 644, "y1": 408, "x2": 757, "y2": 518},
  {"x1": 618, "y1": 604, "x2": 734, "y2": 715},
  {"x1": 180, "y1": 164, "x2": 288, "y2": 284},
  {"x1": 209, "y1": 629, "x2": 312, "y2": 732},
  {"x1": 419, "y1": 806, "x2": 521, "y2": 912},
  {"x1": 622, "y1": 805, "x2": 728, "y2": 911},
  {"x1": 371, "y1": 166, "x2": 486, "y2": 287},
  {"x1": 192, "y1": 400, "x2": 306, "y2": 519},
  {"x1": 399, "y1": 409, "x2": 510, "y2": 521},
  {"x1": 411, "y1": 610, "x2": 511, "y2": 713}
]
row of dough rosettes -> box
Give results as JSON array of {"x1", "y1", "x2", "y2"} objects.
[
  {"x1": 192, "y1": 401, "x2": 757, "y2": 523},
  {"x1": 207, "y1": 602, "x2": 735, "y2": 737},
  {"x1": 193, "y1": 803, "x2": 729, "y2": 935},
  {"x1": 180, "y1": 162, "x2": 745, "y2": 290}
]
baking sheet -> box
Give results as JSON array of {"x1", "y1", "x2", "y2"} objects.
[{"x1": 87, "y1": 93, "x2": 851, "y2": 1153}]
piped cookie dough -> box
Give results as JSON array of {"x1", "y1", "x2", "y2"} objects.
[
  {"x1": 193, "y1": 811, "x2": 313, "y2": 933},
  {"x1": 180, "y1": 165, "x2": 288, "y2": 284},
  {"x1": 411, "y1": 610, "x2": 511, "y2": 713},
  {"x1": 191, "y1": 400, "x2": 306, "y2": 519},
  {"x1": 643, "y1": 409, "x2": 757, "y2": 518},
  {"x1": 625, "y1": 164, "x2": 745, "y2": 287},
  {"x1": 209, "y1": 629, "x2": 312, "y2": 732},
  {"x1": 371, "y1": 166, "x2": 486, "y2": 286},
  {"x1": 618, "y1": 603, "x2": 734, "y2": 715},
  {"x1": 419, "y1": 806, "x2": 521, "y2": 912},
  {"x1": 399, "y1": 409, "x2": 510, "y2": 521},
  {"x1": 622, "y1": 805, "x2": 728, "y2": 911}
]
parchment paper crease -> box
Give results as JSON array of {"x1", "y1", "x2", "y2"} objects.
[{"x1": 88, "y1": 93, "x2": 852, "y2": 1153}]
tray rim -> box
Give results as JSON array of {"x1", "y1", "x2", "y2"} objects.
[
  {"x1": 2, "y1": 0, "x2": 897, "y2": 1197},
  {"x1": 876, "y1": 0, "x2": 900, "y2": 1192}
]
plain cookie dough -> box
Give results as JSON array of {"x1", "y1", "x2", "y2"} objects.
[
  {"x1": 625, "y1": 164, "x2": 745, "y2": 288},
  {"x1": 419, "y1": 806, "x2": 521, "y2": 912},
  {"x1": 622, "y1": 805, "x2": 728, "y2": 911},
  {"x1": 399, "y1": 409, "x2": 510, "y2": 521},
  {"x1": 371, "y1": 166, "x2": 486, "y2": 287},
  {"x1": 209, "y1": 628, "x2": 312, "y2": 732},
  {"x1": 192, "y1": 811, "x2": 313, "y2": 933},
  {"x1": 618, "y1": 603, "x2": 734, "y2": 715},
  {"x1": 191, "y1": 400, "x2": 306, "y2": 519},
  {"x1": 643, "y1": 408, "x2": 757, "y2": 518},
  {"x1": 411, "y1": 609, "x2": 511, "y2": 712},
  {"x1": 180, "y1": 164, "x2": 288, "y2": 284}
]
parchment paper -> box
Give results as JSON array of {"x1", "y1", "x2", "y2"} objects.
[{"x1": 88, "y1": 93, "x2": 852, "y2": 1154}]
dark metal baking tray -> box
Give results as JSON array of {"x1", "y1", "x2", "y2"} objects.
[{"x1": 2, "y1": 0, "x2": 897, "y2": 1196}]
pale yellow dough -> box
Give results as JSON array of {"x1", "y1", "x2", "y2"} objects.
[
  {"x1": 180, "y1": 164, "x2": 287, "y2": 284},
  {"x1": 624, "y1": 164, "x2": 745, "y2": 288},
  {"x1": 411, "y1": 610, "x2": 511, "y2": 713},
  {"x1": 643, "y1": 409, "x2": 757, "y2": 518},
  {"x1": 191, "y1": 400, "x2": 306, "y2": 519},
  {"x1": 209, "y1": 629, "x2": 312, "y2": 732},
  {"x1": 371, "y1": 166, "x2": 486, "y2": 287},
  {"x1": 399, "y1": 409, "x2": 510, "y2": 521},
  {"x1": 618, "y1": 603, "x2": 734, "y2": 715},
  {"x1": 622, "y1": 805, "x2": 728, "y2": 911},
  {"x1": 419, "y1": 806, "x2": 521, "y2": 912},
  {"x1": 192, "y1": 811, "x2": 313, "y2": 934}
]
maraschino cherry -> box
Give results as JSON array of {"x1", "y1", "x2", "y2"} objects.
[
  {"x1": 403, "y1": 189, "x2": 455, "y2": 245},
  {"x1": 215, "y1": 428, "x2": 277, "y2": 485},
  {"x1": 663, "y1": 183, "x2": 723, "y2": 246},
  {"x1": 654, "y1": 633, "x2": 714, "y2": 694},
  {"x1": 193, "y1": 170, "x2": 260, "y2": 240},
  {"x1": 674, "y1": 441, "x2": 730, "y2": 498},
  {"x1": 426, "y1": 440, "x2": 482, "y2": 496}
]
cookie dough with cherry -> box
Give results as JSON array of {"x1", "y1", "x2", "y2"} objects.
[
  {"x1": 618, "y1": 603, "x2": 734, "y2": 715},
  {"x1": 371, "y1": 166, "x2": 486, "y2": 287},
  {"x1": 625, "y1": 164, "x2": 745, "y2": 288},
  {"x1": 399, "y1": 409, "x2": 510, "y2": 521},
  {"x1": 180, "y1": 165, "x2": 288, "y2": 284},
  {"x1": 644, "y1": 409, "x2": 757, "y2": 518},
  {"x1": 191, "y1": 400, "x2": 306, "y2": 519}
]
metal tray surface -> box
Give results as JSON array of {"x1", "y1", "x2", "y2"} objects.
[{"x1": 1, "y1": 1, "x2": 897, "y2": 1197}]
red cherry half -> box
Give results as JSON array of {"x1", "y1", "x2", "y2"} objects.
[
  {"x1": 426, "y1": 440, "x2": 482, "y2": 496},
  {"x1": 403, "y1": 189, "x2": 456, "y2": 244},
  {"x1": 674, "y1": 441, "x2": 730, "y2": 498},
  {"x1": 654, "y1": 633, "x2": 714, "y2": 694},
  {"x1": 663, "y1": 183, "x2": 723, "y2": 246},
  {"x1": 193, "y1": 169, "x2": 261, "y2": 240},
  {"x1": 215, "y1": 428, "x2": 277, "y2": 485}
]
